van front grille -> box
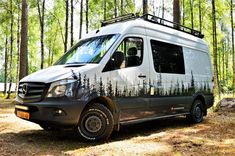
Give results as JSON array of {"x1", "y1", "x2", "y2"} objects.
[{"x1": 18, "y1": 83, "x2": 48, "y2": 102}]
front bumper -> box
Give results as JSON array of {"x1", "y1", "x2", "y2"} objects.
[{"x1": 15, "y1": 97, "x2": 85, "y2": 128}]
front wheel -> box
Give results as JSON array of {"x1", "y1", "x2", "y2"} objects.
[
  {"x1": 186, "y1": 100, "x2": 204, "y2": 123},
  {"x1": 75, "y1": 103, "x2": 114, "y2": 141}
]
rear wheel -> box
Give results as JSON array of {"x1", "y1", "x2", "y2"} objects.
[
  {"x1": 75, "y1": 103, "x2": 114, "y2": 141},
  {"x1": 187, "y1": 99, "x2": 204, "y2": 123}
]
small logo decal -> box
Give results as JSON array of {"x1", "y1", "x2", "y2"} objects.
[{"x1": 22, "y1": 84, "x2": 28, "y2": 95}]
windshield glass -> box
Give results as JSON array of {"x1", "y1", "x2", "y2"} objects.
[{"x1": 55, "y1": 34, "x2": 119, "y2": 65}]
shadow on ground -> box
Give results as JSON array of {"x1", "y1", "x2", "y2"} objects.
[{"x1": 0, "y1": 116, "x2": 195, "y2": 155}]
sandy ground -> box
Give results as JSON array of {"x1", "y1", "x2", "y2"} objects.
[{"x1": 0, "y1": 99, "x2": 235, "y2": 156}]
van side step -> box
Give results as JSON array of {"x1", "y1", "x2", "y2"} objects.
[{"x1": 120, "y1": 113, "x2": 189, "y2": 126}]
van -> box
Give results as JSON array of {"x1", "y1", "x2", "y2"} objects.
[{"x1": 15, "y1": 14, "x2": 214, "y2": 141}]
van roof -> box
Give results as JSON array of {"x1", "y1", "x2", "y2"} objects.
[{"x1": 83, "y1": 14, "x2": 208, "y2": 52}]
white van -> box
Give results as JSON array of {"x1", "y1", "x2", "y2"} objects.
[{"x1": 15, "y1": 14, "x2": 214, "y2": 141}]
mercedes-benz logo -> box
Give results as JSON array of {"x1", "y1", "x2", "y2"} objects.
[{"x1": 22, "y1": 84, "x2": 28, "y2": 95}]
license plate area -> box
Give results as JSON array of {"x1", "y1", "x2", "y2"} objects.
[{"x1": 16, "y1": 111, "x2": 30, "y2": 120}]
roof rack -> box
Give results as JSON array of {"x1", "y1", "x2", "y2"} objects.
[
  {"x1": 101, "y1": 13, "x2": 137, "y2": 27},
  {"x1": 142, "y1": 14, "x2": 204, "y2": 38},
  {"x1": 101, "y1": 13, "x2": 204, "y2": 39}
]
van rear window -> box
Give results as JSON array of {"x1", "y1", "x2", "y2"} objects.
[{"x1": 150, "y1": 40, "x2": 185, "y2": 74}]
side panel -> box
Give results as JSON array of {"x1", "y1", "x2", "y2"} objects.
[{"x1": 145, "y1": 35, "x2": 213, "y2": 117}]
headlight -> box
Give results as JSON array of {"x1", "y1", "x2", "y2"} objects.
[{"x1": 46, "y1": 79, "x2": 77, "y2": 98}]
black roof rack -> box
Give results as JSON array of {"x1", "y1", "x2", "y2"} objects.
[
  {"x1": 101, "y1": 13, "x2": 137, "y2": 27},
  {"x1": 101, "y1": 13, "x2": 204, "y2": 39}
]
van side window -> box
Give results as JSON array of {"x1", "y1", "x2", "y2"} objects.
[
  {"x1": 151, "y1": 40, "x2": 185, "y2": 74},
  {"x1": 103, "y1": 37, "x2": 143, "y2": 72}
]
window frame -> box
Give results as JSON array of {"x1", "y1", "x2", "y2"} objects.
[
  {"x1": 102, "y1": 36, "x2": 144, "y2": 72},
  {"x1": 150, "y1": 39, "x2": 185, "y2": 74}
]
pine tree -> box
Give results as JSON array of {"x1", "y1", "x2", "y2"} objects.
[
  {"x1": 181, "y1": 81, "x2": 185, "y2": 95},
  {"x1": 115, "y1": 81, "x2": 118, "y2": 97},
  {"x1": 78, "y1": 73, "x2": 82, "y2": 85},
  {"x1": 189, "y1": 0, "x2": 194, "y2": 29},
  {"x1": 87, "y1": 78, "x2": 90, "y2": 90},
  {"x1": 37, "y1": 0, "x2": 46, "y2": 69},
  {"x1": 212, "y1": 0, "x2": 220, "y2": 95},
  {"x1": 79, "y1": 0, "x2": 83, "y2": 39},
  {"x1": 176, "y1": 80, "x2": 180, "y2": 95},
  {"x1": 7, "y1": 0, "x2": 14, "y2": 99},
  {"x1": 143, "y1": 0, "x2": 148, "y2": 14},
  {"x1": 107, "y1": 80, "x2": 113, "y2": 97},
  {"x1": 173, "y1": 0, "x2": 180, "y2": 26},
  {"x1": 4, "y1": 35, "x2": 8, "y2": 96},
  {"x1": 83, "y1": 75, "x2": 87, "y2": 88},
  {"x1": 19, "y1": 0, "x2": 29, "y2": 80},
  {"x1": 70, "y1": 0, "x2": 74, "y2": 46},
  {"x1": 99, "y1": 77, "x2": 104, "y2": 96},
  {"x1": 64, "y1": 0, "x2": 69, "y2": 52}
]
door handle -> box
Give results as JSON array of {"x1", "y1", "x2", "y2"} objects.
[{"x1": 138, "y1": 74, "x2": 146, "y2": 78}]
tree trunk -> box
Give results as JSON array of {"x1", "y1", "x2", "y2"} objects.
[
  {"x1": 143, "y1": 0, "x2": 148, "y2": 15},
  {"x1": 16, "y1": 1, "x2": 20, "y2": 92},
  {"x1": 162, "y1": 0, "x2": 164, "y2": 19},
  {"x1": 173, "y1": 0, "x2": 180, "y2": 26},
  {"x1": 222, "y1": 40, "x2": 225, "y2": 85},
  {"x1": 121, "y1": 0, "x2": 124, "y2": 15},
  {"x1": 48, "y1": 46, "x2": 51, "y2": 66},
  {"x1": 114, "y1": 0, "x2": 117, "y2": 17},
  {"x1": 7, "y1": 0, "x2": 14, "y2": 99},
  {"x1": 218, "y1": 46, "x2": 221, "y2": 85},
  {"x1": 104, "y1": 0, "x2": 106, "y2": 20},
  {"x1": 86, "y1": 0, "x2": 88, "y2": 33},
  {"x1": 79, "y1": 0, "x2": 83, "y2": 39},
  {"x1": 65, "y1": 0, "x2": 69, "y2": 52},
  {"x1": 230, "y1": 0, "x2": 235, "y2": 95},
  {"x1": 37, "y1": 0, "x2": 45, "y2": 69},
  {"x1": 198, "y1": 0, "x2": 202, "y2": 32},
  {"x1": 71, "y1": 0, "x2": 74, "y2": 47},
  {"x1": 19, "y1": 0, "x2": 29, "y2": 80},
  {"x1": 182, "y1": 0, "x2": 185, "y2": 25},
  {"x1": 225, "y1": 39, "x2": 229, "y2": 83},
  {"x1": 212, "y1": 0, "x2": 220, "y2": 95},
  {"x1": 4, "y1": 36, "x2": 8, "y2": 96},
  {"x1": 190, "y1": 0, "x2": 194, "y2": 29}
]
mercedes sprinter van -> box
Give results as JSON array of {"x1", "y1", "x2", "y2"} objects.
[{"x1": 15, "y1": 14, "x2": 214, "y2": 141}]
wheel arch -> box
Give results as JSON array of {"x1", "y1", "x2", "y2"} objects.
[
  {"x1": 193, "y1": 93, "x2": 207, "y2": 116},
  {"x1": 83, "y1": 96, "x2": 120, "y2": 131}
]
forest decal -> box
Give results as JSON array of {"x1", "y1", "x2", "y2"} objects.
[{"x1": 75, "y1": 71, "x2": 212, "y2": 100}]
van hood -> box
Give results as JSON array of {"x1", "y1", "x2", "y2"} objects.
[{"x1": 20, "y1": 64, "x2": 99, "y2": 84}]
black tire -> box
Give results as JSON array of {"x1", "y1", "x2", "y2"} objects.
[
  {"x1": 75, "y1": 103, "x2": 114, "y2": 141},
  {"x1": 186, "y1": 99, "x2": 204, "y2": 123}
]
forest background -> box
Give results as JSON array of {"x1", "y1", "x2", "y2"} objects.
[{"x1": 0, "y1": 0, "x2": 234, "y2": 101}]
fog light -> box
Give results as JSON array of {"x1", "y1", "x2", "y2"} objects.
[{"x1": 54, "y1": 109, "x2": 66, "y2": 116}]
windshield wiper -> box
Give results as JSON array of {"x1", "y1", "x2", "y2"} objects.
[{"x1": 65, "y1": 62, "x2": 84, "y2": 65}]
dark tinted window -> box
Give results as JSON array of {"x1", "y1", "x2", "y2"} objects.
[
  {"x1": 151, "y1": 40, "x2": 185, "y2": 74},
  {"x1": 103, "y1": 37, "x2": 143, "y2": 72}
]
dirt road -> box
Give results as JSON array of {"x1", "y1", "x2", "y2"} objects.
[{"x1": 0, "y1": 99, "x2": 235, "y2": 156}]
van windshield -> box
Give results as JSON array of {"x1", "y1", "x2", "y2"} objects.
[{"x1": 55, "y1": 34, "x2": 119, "y2": 65}]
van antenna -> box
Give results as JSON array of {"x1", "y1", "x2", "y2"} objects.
[{"x1": 71, "y1": 69, "x2": 78, "y2": 80}]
